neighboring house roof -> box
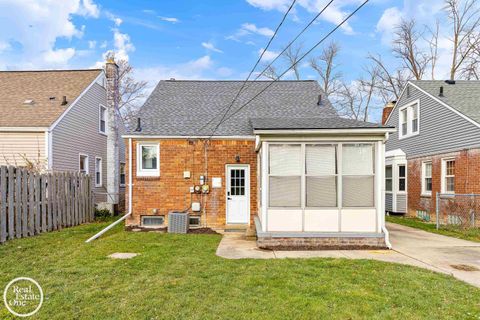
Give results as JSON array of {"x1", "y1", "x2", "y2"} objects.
[
  {"x1": 0, "y1": 69, "x2": 102, "y2": 128},
  {"x1": 409, "y1": 80, "x2": 480, "y2": 125},
  {"x1": 130, "y1": 80, "x2": 384, "y2": 136}
]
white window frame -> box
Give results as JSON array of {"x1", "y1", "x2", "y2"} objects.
[
  {"x1": 137, "y1": 142, "x2": 160, "y2": 177},
  {"x1": 99, "y1": 104, "x2": 107, "y2": 135},
  {"x1": 441, "y1": 158, "x2": 455, "y2": 194},
  {"x1": 397, "y1": 164, "x2": 407, "y2": 193},
  {"x1": 79, "y1": 153, "x2": 89, "y2": 175},
  {"x1": 398, "y1": 100, "x2": 420, "y2": 140},
  {"x1": 421, "y1": 161, "x2": 432, "y2": 196},
  {"x1": 95, "y1": 157, "x2": 102, "y2": 187},
  {"x1": 385, "y1": 165, "x2": 393, "y2": 193},
  {"x1": 267, "y1": 142, "x2": 375, "y2": 209},
  {"x1": 120, "y1": 162, "x2": 126, "y2": 187}
]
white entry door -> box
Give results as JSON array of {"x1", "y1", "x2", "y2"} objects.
[{"x1": 226, "y1": 165, "x2": 250, "y2": 224}]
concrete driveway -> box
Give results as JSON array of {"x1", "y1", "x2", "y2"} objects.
[
  {"x1": 216, "y1": 223, "x2": 480, "y2": 287},
  {"x1": 388, "y1": 222, "x2": 480, "y2": 287}
]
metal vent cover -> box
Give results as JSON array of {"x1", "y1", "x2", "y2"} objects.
[{"x1": 168, "y1": 212, "x2": 189, "y2": 234}]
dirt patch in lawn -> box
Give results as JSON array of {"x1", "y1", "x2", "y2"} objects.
[
  {"x1": 188, "y1": 228, "x2": 219, "y2": 235},
  {"x1": 451, "y1": 264, "x2": 480, "y2": 272}
]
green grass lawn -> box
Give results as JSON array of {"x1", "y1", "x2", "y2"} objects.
[
  {"x1": 387, "y1": 215, "x2": 480, "y2": 242},
  {"x1": 1, "y1": 221, "x2": 480, "y2": 319}
]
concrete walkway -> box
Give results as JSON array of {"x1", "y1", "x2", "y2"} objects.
[{"x1": 216, "y1": 222, "x2": 480, "y2": 287}]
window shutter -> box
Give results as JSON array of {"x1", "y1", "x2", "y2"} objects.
[
  {"x1": 306, "y1": 144, "x2": 336, "y2": 175},
  {"x1": 306, "y1": 176, "x2": 337, "y2": 207},
  {"x1": 269, "y1": 144, "x2": 301, "y2": 175},
  {"x1": 342, "y1": 176, "x2": 374, "y2": 207},
  {"x1": 342, "y1": 144, "x2": 373, "y2": 175},
  {"x1": 269, "y1": 176, "x2": 301, "y2": 207}
]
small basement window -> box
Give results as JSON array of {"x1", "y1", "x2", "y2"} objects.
[
  {"x1": 141, "y1": 216, "x2": 165, "y2": 227},
  {"x1": 189, "y1": 216, "x2": 201, "y2": 228}
]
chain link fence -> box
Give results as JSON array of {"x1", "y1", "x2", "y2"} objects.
[{"x1": 436, "y1": 193, "x2": 480, "y2": 229}]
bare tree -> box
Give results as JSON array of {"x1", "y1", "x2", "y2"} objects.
[
  {"x1": 260, "y1": 65, "x2": 279, "y2": 80},
  {"x1": 392, "y1": 19, "x2": 430, "y2": 80},
  {"x1": 444, "y1": 0, "x2": 480, "y2": 80},
  {"x1": 281, "y1": 43, "x2": 303, "y2": 80},
  {"x1": 310, "y1": 41, "x2": 342, "y2": 97},
  {"x1": 425, "y1": 19, "x2": 440, "y2": 79},
  {"x1": 366, "y1": 54, "x2": 408, "y2": 103}
]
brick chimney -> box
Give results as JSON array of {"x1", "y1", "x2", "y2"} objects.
[
  {"x1": 105, "y1": 58, "x2": 120, "y2": 210},
  {"x1": 382, "y1": 101, "x2": 396, "y2": 125}
]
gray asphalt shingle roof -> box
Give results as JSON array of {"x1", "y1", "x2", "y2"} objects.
[
  {"x1": 131, "y1": 80, "x2": 383, "y2": 136},
  {"x1": 411, "y1": 80, "x2": 480, "y2": 124},
  {"x1": 250, "y1": 117, "x2": 386, "y2": 130}
]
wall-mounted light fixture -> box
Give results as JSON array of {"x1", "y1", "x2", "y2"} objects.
[{"x1": 235, "y1": 155, "x2": 241, "y2": 163}]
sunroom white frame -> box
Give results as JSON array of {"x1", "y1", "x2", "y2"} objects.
[
  {"x1": 385, "y1": 149, "x2": 407, "y2": 214},
  {"x1": 257, "y1": 134, "x2": 388, "y2": 235}
]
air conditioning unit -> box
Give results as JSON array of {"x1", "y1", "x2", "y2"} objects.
[{"x1": 168, "y1": 212, "x2": 189, "y2": 234}]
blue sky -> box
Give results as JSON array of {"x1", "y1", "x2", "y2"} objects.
[{"x1": 0, "y1": 0, "x2": 448, "y2": 121}]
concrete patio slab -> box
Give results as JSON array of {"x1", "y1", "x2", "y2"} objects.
[{"x1": 216, "y1": 223, "x2": 480, "y2": 287}]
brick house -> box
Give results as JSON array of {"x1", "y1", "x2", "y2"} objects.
[
  {"x1": 124, "y1": 80, "x2": 394, "y2": 249},
  {"x1": 383, "y1": 80, "x2": 480, "y2": 220}
]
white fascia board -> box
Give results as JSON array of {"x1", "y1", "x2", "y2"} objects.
[
  {"x1": 122, "y1": 135, "x2": 256, "y2": 140},
  {"x1": 384, "y1": 81, "x2": 411, "y2": 125},
  {"x1": 253, "y1": 128, "x2": 396, "y2": 135},
  {"x1": 49, "y1": 70, "x2": 105, "y2": 131},
  {"x1": 0, "y1": 127, "x2": 48, "y2": 132}
]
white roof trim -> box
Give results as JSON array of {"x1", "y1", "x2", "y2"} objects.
[
  {"x1": 386, "y1": 81, "x2": 480, "y2": 129},
  {"x1": 253, "y1": 128, "x2": 396, "y2": 135},
  {"x1": 122, "y1": 135, "x2": 256, "y2": 140},
  {"x1": 386, "y1": 148, "x2": 406, "y2": 157},
  {"x1": 0, "y1": 127, "x2": 48, "y2": 132},
  {"x1": 48, "y1": 70, "x2": 105, "y2": 131}
]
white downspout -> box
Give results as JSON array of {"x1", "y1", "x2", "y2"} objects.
[{"x1": 86, "y1": 138, "x2": 133, "y2": 243}]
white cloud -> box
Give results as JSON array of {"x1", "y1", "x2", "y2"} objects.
[
  {"x1": 43, "y1": 48, "x2": 76, "y2": 65},
  {"x1": 258, "y1": 48, "x2": 279, "y2": 61},
  {"x1": 375, "y1": 7, "x2": 402, "y2": 45},
  {"x1": 112, "y1": 29, "x2": 135, "y2": 61},
  {"x1": 143, "y1": 9, "x2": 156, "y2": 14},
  {"x1": 88, "y1": 40, "x2": 97, "y2": 49},
  {"x1": 0, "y1": 0, "x2": 100, "y2": 69},
  {"x1": 106, "y1": 11, "x2": 123, "y2": 26},
  {"x1": 242, "y1": 23, "x2": 274, "y2": 37},
  {"x1": 202, "y1": 42, "x2": 223, "y2": 53},
  {"x1": 159, "y1": 16, "x2": 180, "y2": 23},
  {"x1": 245, "y1": 0, "x2": 365, "y2": 34},
  {"x1": 100, "y1": 41, "x2": 107, "y2": 49},
  {"x1": 217, "y1": 67, "x2": 234, "y2": 77},
  {"x1": 134, "y1": 55, "x2": 215, "y2": 92}
]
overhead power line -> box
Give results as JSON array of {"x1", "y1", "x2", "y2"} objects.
[
  {"x1": 200, "y1": 0, "x2": 298, "y2": 137},
  {"x1": 211, "y1": 0, "x2": 370, "y2": 129}
]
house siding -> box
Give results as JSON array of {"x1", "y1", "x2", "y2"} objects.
[
  {"x1": 0, "y1": 131, "x2": 46, "y2": 166},
  {"x1": 396, "y1": 194, "x2": 407, "y2": 213},
  {"x1": 385, "y1": 83, "x2": 480, "y2": 157},
  {"x1": 385, "y1": 193, "x2": 393, "y2": 212},
  {"x1": 126, "y1": 138, "x2": 257, "y2": 229},
  {"x1": 52, "y1": 82, "x2": 125, "y2": 205}
]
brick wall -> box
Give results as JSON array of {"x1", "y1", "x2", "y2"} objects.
[
  {"x1": 125, "y1": 138, "x2": 257, "y2": 229},
  {"x1": 407, "y1": 148, "x2": 480, "y2": 218},
  {"x1": 257, "y1": 236, "x2": 387, "y2": 250}
]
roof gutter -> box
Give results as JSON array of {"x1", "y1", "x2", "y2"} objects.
[
  {"x1": 253, "y1": 128, "x2": 396, "y2": 135},
  {"x1": 121, "y1": 134, "x2": 256, "y2": 140}
]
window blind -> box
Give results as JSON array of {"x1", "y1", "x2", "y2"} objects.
[
  {"x1": 269, "y1": 144, "x2": 301, "y2": 175},
  {"x1": 269, "y1": 176, "x2": 301, "y2": 207},
  {"x1": 306, "y1": 144, "x2": 336, "y2": 175}
]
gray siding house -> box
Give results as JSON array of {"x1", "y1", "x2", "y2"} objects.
[
  {"x1": 383, "y1": 80, "x2": 480, "y2": 218},
  {"x1": 0, "y1": 65, "x2": 125, "y2": 211}
]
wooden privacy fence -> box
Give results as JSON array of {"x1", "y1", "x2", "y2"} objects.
[{"x1": 0, "y1": 166, "x2": 94, "y2": 243}]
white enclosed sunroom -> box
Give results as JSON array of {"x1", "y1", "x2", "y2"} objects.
[{"x1": 252, "y1": 119, "x2": 395, "y2": 249}]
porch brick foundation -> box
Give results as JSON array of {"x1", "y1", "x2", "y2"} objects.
[{"x1": 257, "y1": 236, "x2": 387, "y2": 250}]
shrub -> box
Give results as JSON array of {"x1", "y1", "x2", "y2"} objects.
[{"x1": 95, "y1": 208, "x2": 113, "y2": 221}]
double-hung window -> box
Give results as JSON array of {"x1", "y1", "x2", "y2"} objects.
[
  {"x1": 79, "y1": 154, "x2": 89, "y2": 175},
  {"x1": 268, "y1": 144, "x2": 302, "y2": 207},
  {"x1": 95, "y1": 157, "x2": 102, "y2": 187},
  {"x1": 306, "y1": 144, "x2": 337, "y2": 207},
  {"x1": 99, "y1": 105, "x2": 107, "y2": 134},
  {"x1": 422, "y1": 162, "x2": 432, "y2": 195},
  {"x1": 385, "y1": 165, "x2": 393, "y2": 192},
  {"x1": 442, "y1": 159, "x2": 455, "y2": 194},
  {"x1": 398, "y1": 165, "x2": 406, "y2": 192},
  {"x1": 342, "y1": 144, "x2": 375, "y2": 207},
  {"x1": 399, "y1": 101, "x2": 420, "y2": 138},
  {"x1": 137, "y1": 143, "x2": 160, "y2": 177},
  {"x1": 120, "y1": 163, "x2": 126, "y2": 186}
]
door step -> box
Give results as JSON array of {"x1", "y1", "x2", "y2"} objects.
[{"x1": 224, "y1": 224, "x2": 248, "y2": 233}]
